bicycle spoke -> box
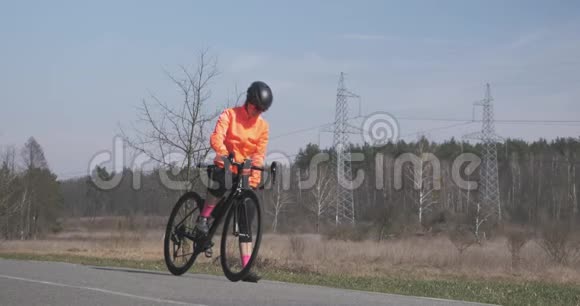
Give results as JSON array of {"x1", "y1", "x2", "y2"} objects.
[{"x1": 164, "y1": 193, "x2": 203, "y2": 275}]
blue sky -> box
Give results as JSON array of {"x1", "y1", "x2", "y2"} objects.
[{"x1": 1, "y1": 0, "x2": 579, "y2": 179}]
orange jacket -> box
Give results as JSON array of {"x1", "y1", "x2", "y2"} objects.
[{"x1": 210, "y1": 105, "x2": 269, "y2": 188}]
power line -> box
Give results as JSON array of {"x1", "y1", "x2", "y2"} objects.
[
  {"x1": 496, "y1": 119, "x2": 580, "y2": 123},
  {"x1": 399, "y1": 121, "x2": 475, "y2": 139},
  {"x1": 269, "y1": 114, "x2": 580, "y2": 141},
  {"x1": 270, "y1": 122, "x2": 332, "y2": 140},
  {"x1": 396, "y1": 117, "x2": 580, "y2": 123},
  {"x1": 55, "y1": 111, "x2": 578, "y2": 180},
  {"x1": 56, "y1": 122, "x2": 576, "y2": 181},
  {"x1": 495, "y1": 122, "x2": 580, "y2": 127}
]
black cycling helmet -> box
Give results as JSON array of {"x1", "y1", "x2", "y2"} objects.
[{"x1": 246, "y1": 81, "x2": 273, "y2": 112}]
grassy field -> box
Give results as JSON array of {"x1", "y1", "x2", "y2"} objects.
[{"x1": 1, "y1": 217, "x2": 579, "y2": 305}]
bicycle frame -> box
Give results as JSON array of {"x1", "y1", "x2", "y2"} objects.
[
  {"x1": 195, "y1": 154, "x2": 276, "y2": 247},
  {"x1": 164, "y1": 153, "x2": 277, "y2": 277}
]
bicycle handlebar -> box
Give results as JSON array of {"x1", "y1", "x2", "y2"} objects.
[{"x1": 195, "y1": 152, "x2": 278, "y2": 185}]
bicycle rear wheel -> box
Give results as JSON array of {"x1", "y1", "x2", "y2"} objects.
[
  {"x1": 163, "y1": 191, "x2": 203, "y2": 276},
  {"x1": 220, "y1": 190, "x2": 262, "y2": 282}
]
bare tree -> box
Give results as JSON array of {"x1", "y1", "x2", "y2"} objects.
[
  {"x1": 225, "y1": 82, "x2": 247, "y2": 108},
  {"x1": 563, "y1": 148, "x2": 578, "y2": 217},
  {"x1": 305, "y1": 164, "x2": 334, "y2": 233},
  {"x1": 0, "y1": 146, "x2": 18, "y2": 238},
  {"x1": 472, "y1": 200, "x2": 492, "y2": 243},
  {"x1": 505, "y1": 224, "x2": 531, "y2": 271},
  {"x1": 120, "y1": 49, "x2": 222, "y2": 191},
  {"x1": 263, "y1": 165, "x2": 293, "y2": 233},
  {"x1": 448, "y1": 223, "x2": 477, "y2": 255},
  {"x1": 537, "y1": 219, "x2": 580, "y2": 264},
  {"x1": 1, "y1": 146, "x2": 16, "y2": 172},
  {"x1": 455, "y1": 144, "x2": 489, "y2": 242},
  {"x1": 528, "y1": 152, "x2": 543, "y2": 226},
  {"x1": 21, "y1": 138, "x2": 48, "y2": 171},
  {"x1": 550, "y1": 155, "x2": 568, "y2": 220},
  {"x1": 375, "y1": 153, "x2": 395, "y2": 240},
  {"x1": 399, "y1": 136, "x2": 439, "y2": 226},
  {"x1": 16, "y1": 137, "x2": 61, "y2": 240},
  {"x1": 509, "y1": 152, "x2": 521, "y2": 210},
  {"x1": 20, "y1": 138, "x2": 47, "y2": 239},
  {"x1": 0, "y1": 169, "x2": 15, "y2": 213}
]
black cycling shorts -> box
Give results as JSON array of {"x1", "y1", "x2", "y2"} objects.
[{"x1": 207, "y1": 166, "x2": 232, "y2": 198}]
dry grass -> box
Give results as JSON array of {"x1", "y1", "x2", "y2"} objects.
[
  {"x1": 2, "y1": 217, "x2": 580, "y2": 285},
  {"x1": 297, "y1": 235, "x2": 578, "y2": 281},
  {"x1": 0, "y1": 230, "x2": 164, "y2": 261},
  {"x1": 0, "y1": 216, "x2": 166, "y2": 261}
]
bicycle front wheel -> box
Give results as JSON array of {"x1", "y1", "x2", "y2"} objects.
[{"x1": 220, "y1": 190, "x2": 262, "y2": 282}]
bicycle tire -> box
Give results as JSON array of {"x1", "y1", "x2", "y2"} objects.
[
  {"x1": 219, "y1": 189, "x2": 262, "y2": 282},
  {"x1": 163, "y1": 191, "x2": 204, "y2": 276}
]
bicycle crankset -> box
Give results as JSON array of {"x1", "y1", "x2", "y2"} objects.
[{"x1": 204, "y1": 241, "x2": 214, "y2": 258}]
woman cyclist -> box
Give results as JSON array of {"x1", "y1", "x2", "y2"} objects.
[{"x1": 194, "y1": 80, "x2": 272, "y2": 282}]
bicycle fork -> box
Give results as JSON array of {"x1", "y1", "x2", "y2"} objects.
[
  {"x1": 232, "y1": 200, "x2": 252, "y2": 241},
  {"x1": 233, "y1": 203, "x2": 240, "y2": 237}
]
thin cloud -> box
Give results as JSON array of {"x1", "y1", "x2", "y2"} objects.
[
  {"x1": 230, "y1": 54, "x2": 270, "y2": 72},
  {"x1": 506, "y1": 30, "x2": 548, "y2": 50},
  {"x1": 340, "y1": 33, "x2": 394, "y2": 41}
]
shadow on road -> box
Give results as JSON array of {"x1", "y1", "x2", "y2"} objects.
[
  {"x1": 90, "y1": 266, "x2": 175, "y2": 277},
  {"x1": 90, "y1": 266, "x2": 228, "y2": 282}
]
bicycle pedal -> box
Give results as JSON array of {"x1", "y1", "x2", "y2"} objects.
[{"x1": 204, "y1": 248, "x2": 213, "y2": 258}]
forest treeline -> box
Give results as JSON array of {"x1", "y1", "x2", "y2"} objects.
[{"x1": 1, "y1": 135, "x2": 579, "y2": 240}]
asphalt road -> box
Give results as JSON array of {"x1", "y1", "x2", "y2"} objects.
[{"x1": 0, "y1": 259, "x2": 496, "y2": 306}]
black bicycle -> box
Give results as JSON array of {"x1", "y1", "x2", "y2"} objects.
[{"x1": 163, "y1": 153, "x2": 277, "y2": 282}]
